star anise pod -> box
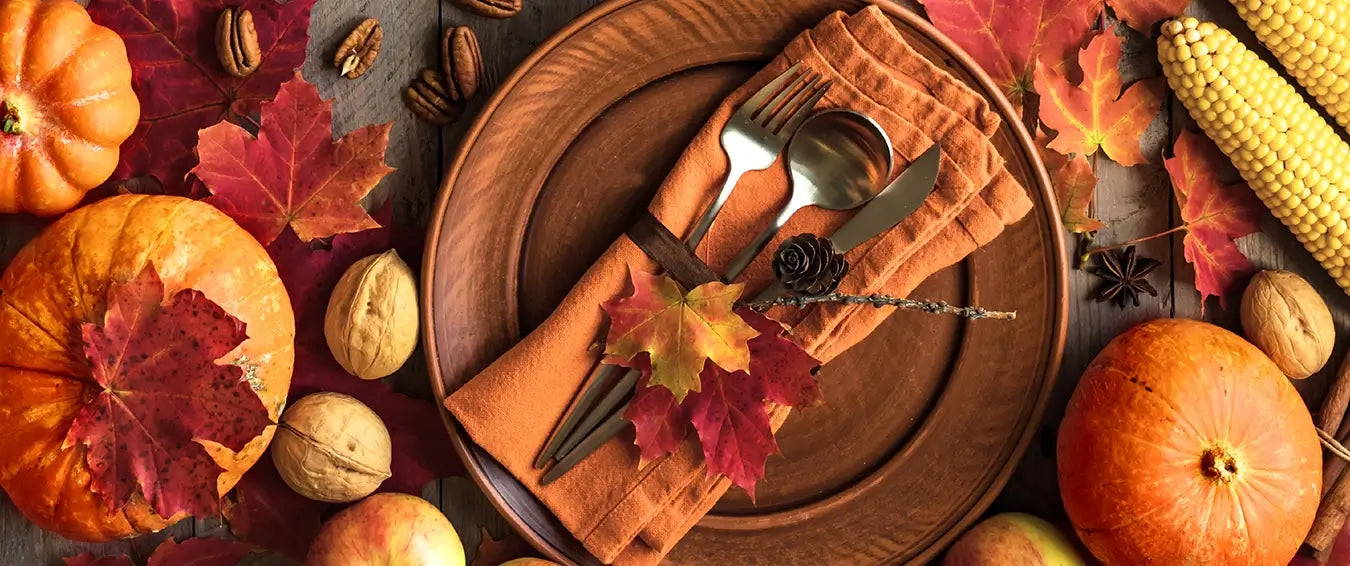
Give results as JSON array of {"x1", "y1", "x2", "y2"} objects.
[{"x1": 1090, "y1": 245, "x2": 1160, "y2": 308}]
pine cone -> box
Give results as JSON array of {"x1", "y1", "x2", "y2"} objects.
[{"x1": 773, "y1": 234, "x2": 848, "y2": 296}]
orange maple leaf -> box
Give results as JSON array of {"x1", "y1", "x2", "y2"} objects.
[
  {"x1": 1166, "y1": 131, "x2": 1264, "y2": 312},
  {"x1": 602, "y1": 271, "x2": 758, "y2": 401},
  {"x1": 1035, "y1": 25, "x2": 1164, "y2": 166},
  {"x1": 1037, "y1": 134, "x2": 1104, "y2": 233},
  {"x1": 919, "y1": 0, "x2": 1101, "y2": 109}
]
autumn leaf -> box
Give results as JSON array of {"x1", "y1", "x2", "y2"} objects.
[
  {"x1": 1037, "y1": 133, "x2": 1104, "y2": 233},
  {"x1": 65, "y1": 264, "x2": 273, "y2": 518},
  {"x1": 602, "y1": 271, "x2": 758, "y2": 401},
  {"x1": 743, "y1": 310, "x2": 822, "y2": 409},
  {"x1": 624, "y1": 368, "x2": 691, "y2": 462},
  {"x1": 1107, "y1": 0, "x2": 1189, "y2": 33},
  {"x1": 195, "y1": 74, "x2": 393, "y2": 246},
  {"x1": 64, "y1": 556, "x2": 134, "y2": 566},
  {"x1": 224, "y1": 458, "x2": 325, "y2": 561},
  {"x1": 88, "y1": 0, "x2": 316, "y2": 196},
  {"x1": 918, "y1": 0, "x2": 1101, "y2": 108},
  {"x1": 1166, "y1": 131, "x2": 1264, "y2": 311},
  {"x1": 470, "y1": 531, "x2": 537, "y2": 566},
  {"x1": 1036, "y1": 26, "x2": 1164, "y2": 166},
  {"x1": 266, "y1": 211, "x2": 461, "y2": 494},
  {"x1": 147, "y1": 537, "x2": 257, "y2": 566},
  {"x1": 686, "y1": 364, "x2": 779, "y2": 498}
]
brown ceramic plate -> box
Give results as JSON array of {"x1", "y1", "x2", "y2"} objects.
[{"x1": 423, "y1": 0, "x2": 1067, "y2": 563}]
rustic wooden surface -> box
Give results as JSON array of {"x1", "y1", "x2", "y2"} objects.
[{"x1": 0, "y1": 0, "x2": 1343, "y2": 563}]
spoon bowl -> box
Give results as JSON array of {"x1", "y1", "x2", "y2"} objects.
[{"x1": 723, "y1": 109, "x2": 894, "y2": 280}]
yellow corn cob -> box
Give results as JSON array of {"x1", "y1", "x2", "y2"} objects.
[
  {"x1": 1231, "y1": 0, "x2": 1350, "y2": 131},
  {"x1": 1159, "y1": 18, "x2": 1350, "y2": 292}
]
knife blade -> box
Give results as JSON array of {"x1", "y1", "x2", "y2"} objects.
[{"x1": 541, "y1": 143, "x2": 943, "y2": 485}]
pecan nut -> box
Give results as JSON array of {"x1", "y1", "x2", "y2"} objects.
[
  {"x1": 216, "y1": 8, "x2": 261, "y2": 77},
  {"x1": 335, "y1": 18, "x2": 383, "y2": 79},
  {"x1": 441, "y1": 26, "x2": 484, "y2": 102},
  {"x1": 404, "y1": 69, "x2": 461, "y2": 125},
  {"x1": 451, "y1": 0, "x2": 522, "y2": 19}
]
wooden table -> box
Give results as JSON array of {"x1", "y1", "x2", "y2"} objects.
[{"x1": 0, "y1": 0, "x2": 1340, "y2": 563}]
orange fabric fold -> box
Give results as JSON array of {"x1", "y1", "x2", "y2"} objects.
[{"x1": 444, "y1": 7, "x2": 1034, "y2": 565}]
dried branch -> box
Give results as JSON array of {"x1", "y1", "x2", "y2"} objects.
[{"x1": 745, "y1": 293, "x2": 1016, "y2": 320}]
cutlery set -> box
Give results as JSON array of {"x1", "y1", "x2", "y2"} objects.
[{"x1": 534, "y1": 64, "x2": 943, "y2": 482}]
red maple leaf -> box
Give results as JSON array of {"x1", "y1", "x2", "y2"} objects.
[
  {"x1": 743, "y1": 310, "x2": 822, "y2": 409},
  {"x1": 63, "y1": 556, "x2": 133, "y2": 566},
  {"x1": 685, "y1": 364, "x2": 779, "y2": 498},
  {"x1": 195, "y1": 74, "x2": 393, "y2": 246},
  {"x1": 624, "y1": 368, "x2": 690, "y2": 462},
  {"x1": 65, "y1": 264, "x2": 273, "y2": 518},
  {"x1": 1036, "y1": 26, "x2": 1165, "y2": 167},
  {"x1": 1037, "y1": 133, "x2": 1104, "y2": 233},
  {"x1": 146, "y1": 537, "x2": 256, "y2": 566},
  {"x1": 223, "y1": 458, "x2": 325, "y2": 561},
  {"x1": 1165, "y1": 131, "x2": 1264, "y2": 312},
  {"x1": 266, "y1": 212, "x2": 461, "y2": 494},
  {"x1": 918, "y1": 0, "x2": 1101, "y2": 108},
  {"x1": 87, "y1": 0, "x2": 316, "y2": 196}
]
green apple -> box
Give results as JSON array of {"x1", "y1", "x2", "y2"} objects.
[
  {"x1": 942, "y1": 513, "x2": 1085, "y2": 566},
  {"x1": 308, "y1": 493, "x2": 465, "y2": 566}
]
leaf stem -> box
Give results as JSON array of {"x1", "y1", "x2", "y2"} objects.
[
  {"x1": 745, "y1": 293, "x2": 1016, "y2": 320},
  {"x1": 1083, "y1": 224, "x2": 1189, "y2": 257},
  {"x1": 237, "y1": 113, "x2": 263, "y2": 132}
]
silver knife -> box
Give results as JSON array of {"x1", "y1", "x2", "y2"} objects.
[{"x1": 541, "y1": 143, "x2": 943, "y2": 485}]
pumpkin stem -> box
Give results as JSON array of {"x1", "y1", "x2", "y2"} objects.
[
  {"x1": 1200, "y1": 445, "x2": 1240, "y2": 483},
  {"x1": 1, "y1": 101, "x2": 20, "y2": 135}
]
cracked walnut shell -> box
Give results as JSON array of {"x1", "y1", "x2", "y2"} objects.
[{"x1": 272, "y1": 393, "x2": 392, "y2": 503}]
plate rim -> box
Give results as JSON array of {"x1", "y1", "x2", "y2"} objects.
[{"x1": 420, "y1": 1, "x2": 1070, "y2": 563}]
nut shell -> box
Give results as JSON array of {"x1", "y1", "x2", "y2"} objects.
[
  {"x1": 272, "y1": 392, "x2": 392, "y2": 503},
  {"x1": 1240, "y1": 270, "x2": 1335, "y2": 379},
  {"x1": 334, "y1": 18, "x2": 382, "y2": 79},
  {"x1": 324, "y1": 250, "x2": 419, "y2": 379}
]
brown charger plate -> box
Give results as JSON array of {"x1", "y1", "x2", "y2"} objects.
[{"x1": 423, "y1": 0, "x2": 1067, "y2": 564}]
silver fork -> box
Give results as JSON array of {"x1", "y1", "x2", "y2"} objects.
[{"x1": 533, "y1": 65, "x2": 832, "y2": 469}]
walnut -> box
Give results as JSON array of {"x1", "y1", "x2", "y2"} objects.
[
  {"x1": 324, "y1": 250, "x2": 419, "y2": 380},
  {"x1": 1240, "y1": 270, "x2": 1335, "y2": 379},
  {"x1": 271, "y1": 392, "x2": 392, "y2": 503}
]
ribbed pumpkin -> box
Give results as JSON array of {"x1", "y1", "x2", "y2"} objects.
[
  {"x1": 1058, "y1": 318, "x2": 1320, "y2": 565},
  {"x1": 0, "y1": 195, "x2": 294, "y2": 541},
  {"x1": 0, "y1": 0, "x2": 140, "y2": 216}
]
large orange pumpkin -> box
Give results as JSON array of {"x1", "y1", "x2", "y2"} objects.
[
  {"x1": 0, "y1": 195, "x2": 294, "y2": 541},
  {"x1": 1058, "y1": 318, "x2": 1320, "y2": 565},
  {"x1": 0, "y1": 0, "x2": 140, "y2": 216}
]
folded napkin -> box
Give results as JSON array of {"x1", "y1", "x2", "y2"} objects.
[{"x1": 445, "y1": 7, "x2": 1034, "y2": 564}]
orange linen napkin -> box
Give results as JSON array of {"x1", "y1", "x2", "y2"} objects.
[{"x1": 445, "y1": 7, "x2": 1034, "y2": 565}]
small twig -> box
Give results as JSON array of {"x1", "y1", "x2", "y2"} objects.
[
  {"x1": 1082, "y1": 224, "x2": 1188, "y2": 257},
  {"x1": 745, "y1": 293, "x2": 1016, "y2": 320}
]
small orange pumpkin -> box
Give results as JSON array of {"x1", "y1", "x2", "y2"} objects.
[
  {"x1": 0, "y1": 195, "x2": 294, "y2": 541},
  {"x1": 1058, "y1": 318, "x2": 1320, "y2": 564},
  {"x1": 0, "y1": 0, "x2": 140, "y2": 216}
]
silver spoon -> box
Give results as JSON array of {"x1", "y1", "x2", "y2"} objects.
[{"x1": 721, "y1": 109, "x2": 894, "y2": 281}]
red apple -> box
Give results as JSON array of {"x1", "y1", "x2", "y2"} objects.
[{"x1": 308, "y1": 493, "x2": 465, "y2": 566}]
